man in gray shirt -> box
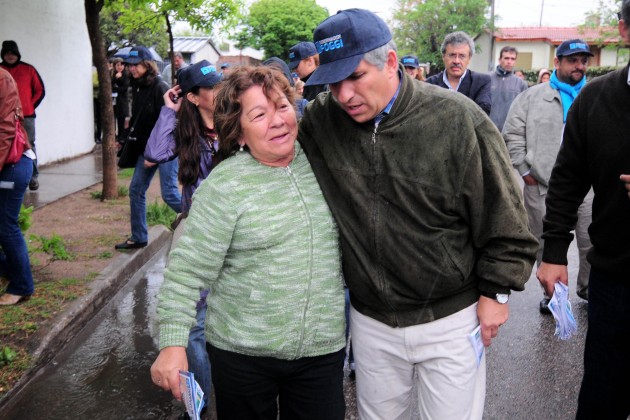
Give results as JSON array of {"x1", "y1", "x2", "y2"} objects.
[{"x1": 489, "y1": 46, "x2": 528, "y2": 131}]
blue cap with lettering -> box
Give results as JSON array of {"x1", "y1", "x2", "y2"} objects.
[
  {"x1": 305, "y1": 9, "x2": 392, "y2": 86},
  {"x1": 123, "y1": 46, "x2": 154, "y2": 64},
  {"x1": 288, "y1": 42, "x2": 318, "y2": 70},
  {"x1": 177, "y1": 60, "x2": 222, "y2": 94},
  {"x1": 401, "y1": 55, "x2": 419, "y2": 68},
  {"x1": 556, "y1": 39, "x2": 593, "y2": 57}
]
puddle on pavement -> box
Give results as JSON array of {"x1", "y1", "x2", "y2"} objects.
[{"x1": 4, "y1": 247, "x2": 187, "y2": 419}]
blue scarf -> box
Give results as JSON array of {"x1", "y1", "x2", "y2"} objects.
[{"x1": 549, "y1": 70, "x2": 586, "y2": 122}]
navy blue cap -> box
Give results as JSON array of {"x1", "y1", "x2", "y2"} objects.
[
  {"x1": 288, "y1": 42, "x2": 318, "y2": 70},
  {"x1": 123, "y1": 46, "x2": 154, "y2": 64},
  {"x1": 177, "y1": 60, "x2": 222, "y2": 94},
  {"x1": 306, "y1": 9, "x2": 392, "y2": 86},
  {"x1": 263, "y1": 57, "x2": 295, "y2": 87},
  {"x1": 401, "y1": 55, "x2": 419, "y2": 68},
  {"x1": 556, "y1": 39, "x2": 593, "y2": 57}
]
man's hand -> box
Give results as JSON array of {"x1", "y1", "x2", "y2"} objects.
[
  {"x1": 523, "y1": 174, "x2": 538, "y2": 185},
  {"x1": 536, "y1": 262, "x2": 568, "y2": 297},
  {"x1": 620, "y1": 174, "x2": 630, "y2": 199},
  {"x1": 144, "y1": 160, "x2": 157, "y2": 168},
  {"x1": 477, "y1": 296, "x2": 509, "y2": 347},
  {"x1": 150, "y1": 346, "x2": 188, "y2": 400}
]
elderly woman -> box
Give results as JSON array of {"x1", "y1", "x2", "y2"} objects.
[{"x1": 151, "y1": 66, "x2": 346, "y2": 419}]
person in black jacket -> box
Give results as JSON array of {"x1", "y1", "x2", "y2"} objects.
[
  {"x1": 425, "y1": 31, "x2": 492, "y2": 115},
  {"x1": 537, "y1": 3, "x2": 630, "y2": 417},
  {"x1": 288, "y1": 42, "x2": 328, "y2": 101},
  {"x1": 115, "y1": 46, "x2": 181, "y2": 250},
  {"x1": 110, "y1": 57, "x2": 130, "y2": 141}
]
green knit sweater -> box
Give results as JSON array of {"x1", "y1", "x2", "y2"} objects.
[{"x1": 157, "y1": 142, "x2": 346, "y2": 360}]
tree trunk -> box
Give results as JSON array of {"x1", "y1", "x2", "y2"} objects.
[
  {"x1": 164, "y1": 11, "x2": 175, "y2": 86},
  {"x1": 85, "y1": 0, "x2": 118, "y2": 200}
]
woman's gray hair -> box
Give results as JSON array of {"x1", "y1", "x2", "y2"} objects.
[
  {"x1": 441, "y1": 31, "x2": 475, "y2": 57},
  {"x1": 363, "y1": 40, "x2": 397, "y2": 70}
]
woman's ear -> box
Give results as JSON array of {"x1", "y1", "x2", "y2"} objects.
[{"x1": 186, "y1": 92, "x2": 199, "y2": 106}]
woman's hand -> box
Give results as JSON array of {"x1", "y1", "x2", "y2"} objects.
[
  {"x1": 164, "y1": 86, "x2": 183, "y2": 112},
  {"x1": 150, "y1": 346, "x2": 188, "y2": 400}
]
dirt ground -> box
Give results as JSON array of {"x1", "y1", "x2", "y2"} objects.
[{"x1": 27, "y1": 176, "x2": 164, "y2": 283}]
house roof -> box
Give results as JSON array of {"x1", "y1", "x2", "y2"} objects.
[
  {"x1": 173, "y1": 37, "x2": 220, "y2": 55},
  {"x1": 495, "y1": 27, "x2": 620, "y2": 45}
]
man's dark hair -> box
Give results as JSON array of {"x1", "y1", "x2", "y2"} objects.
[
  {"x1": 499, "y1": 46, "x2": 518, "y2": 59},
  {"x1": 622, "y1": 0, "x2": 630, "y2": 23}
]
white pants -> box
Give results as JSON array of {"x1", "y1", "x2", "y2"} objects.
[{"x1": 351, "y1": 304, "x2": 485, "y2": 420}]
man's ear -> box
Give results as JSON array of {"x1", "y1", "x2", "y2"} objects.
[
  {"x1": 386, "y1": 50, "x2": 398, "y2": 76},
  {"x1": 553, "y1": 56, "x2": 560, "y2": 70}
]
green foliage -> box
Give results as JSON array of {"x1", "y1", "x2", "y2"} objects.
[
  {"x1": 101, "y1": 2, "x2": 169, "y2": 57},
  {"x1": 0, "y1": 347, "x2": 17, "y2": 367},
  {"x1": 91, "y1": 185, "x2": 128, "y2": 199},
  {"x1": 146, "y1": 200, "x2": 177, "y2": 227},
  {"x1": 30, "y1": 234, "x2": 73, "y2": 261},
  {"x1": 118, "y1": 185, "x2": 129, "y2": 197},
  {"x1": 18, "y1": 205, "x2": 33, "y2": 233},
  {"x1": 98, "y1": 251, "x2": 114, "y2": 259},
  {"x1": 393, "y1": 0, "x2": 490, "y2": 70},
  {"x1": 235, "y1": 0, "x2": 329, "y2": 59},
  {"x1": 118, "y1": 168, "x2": 135, "y2": 179}
]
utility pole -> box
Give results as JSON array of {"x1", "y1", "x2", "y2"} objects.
[
  {"x1": 539, "y1": 0, "x2": 545, "y2": 27},
  {"x1": 488, "y1": 0, "x2": 495, "y2": 71}
]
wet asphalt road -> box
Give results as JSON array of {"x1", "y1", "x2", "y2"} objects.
[{"x1": 4, "y1": 241, "x2": 586, "y2": 420}]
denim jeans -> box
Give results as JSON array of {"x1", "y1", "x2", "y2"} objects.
[
  {"x1": 186, "y1": 302, "x2": 211, "y2": 408},
  {"x1": 0, "y1": 155, "x2": 34, "y2": 296},
  {"x1": 23, "y1": 117, "x2": 38, "y2": 178},
  {"x1": 576, "y1": 268, "x2": 630, "y2": 419},
  {"x1": 128, "y1": 155, "x2": 181, "y2": 243}
]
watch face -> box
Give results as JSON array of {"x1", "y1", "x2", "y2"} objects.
[{"x1": 496, "y1": 294, "x2": 509, "y2": 304}]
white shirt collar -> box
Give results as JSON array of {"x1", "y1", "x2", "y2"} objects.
[{"x1": 442, "y1": 69, "x2": 468, "y2": 92}]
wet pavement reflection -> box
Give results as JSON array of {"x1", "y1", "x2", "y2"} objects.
[{"x1": 4, "y1": 247, "x2": 183, "y2": 420}]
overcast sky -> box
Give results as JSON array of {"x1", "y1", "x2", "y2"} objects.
[{"x1": 315, "y1": 0, "x2": 602, "y2": 27}]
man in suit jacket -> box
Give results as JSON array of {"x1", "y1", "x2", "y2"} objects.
[{"x1": 426, "y1": 31, "x2": 491, "y2": 115}]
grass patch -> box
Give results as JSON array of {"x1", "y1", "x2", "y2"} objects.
[
  {"x1": 146, "y1": 200, "x2": 177, "y2": 227},
  {"x1": 18, "y1": 205, "x2": 34, "y2": 232},
  {"x1": 98, "y1": 251, "x2": 113, "y2": 259},
  {"x1": 29, "y1": 234, "x2": 73, "y2": 261},
  {"x1": 118, "y1": 168, "x2": 134, "y2": 179},
  {"x1": 90, "y1": 185, "x2": 129, "y2": 200},
  {"x1": 0, "y1": 347, "x2": 31, "y2": 396}
]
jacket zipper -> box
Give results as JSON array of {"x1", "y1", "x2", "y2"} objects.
[{"x1": 284, "y1": 163, "x2": 314, "y2": 358}]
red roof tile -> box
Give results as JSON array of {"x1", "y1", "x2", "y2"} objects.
[{"x1": 495, "y1": 27, "x2": 620, "y2": 44}]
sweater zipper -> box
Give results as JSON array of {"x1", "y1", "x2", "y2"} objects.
[{"x1": 284, "y1": 163, "x2": 314, "y2": 358}]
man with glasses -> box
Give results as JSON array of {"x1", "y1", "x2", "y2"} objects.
[
  {"x1": 537, "y1": 4, "x2": 630, "y2": 415},
  {"x1": 426, "y1": 31, "x2": 492, "y2": 115},
  {"x1": 503, "y1": 39, "x2": 594, "y2": 314}
]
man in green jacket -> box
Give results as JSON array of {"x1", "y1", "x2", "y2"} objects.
[{"x1": 299, "y1": 9, "x2": 537, "y2": 419}]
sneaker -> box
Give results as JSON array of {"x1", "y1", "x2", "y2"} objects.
[
  {"x1": 539, "y1": 297, "x2": 551, "y2": 315},
  {"x1": 29, "y1": 177, "x2": 39, "y2": 191}
]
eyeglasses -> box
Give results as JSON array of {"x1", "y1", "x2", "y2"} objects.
[
  {"x1": 445, "y1": 53, "x2": 469, "y2": 61},
  {"x1": 564, "y1": 56, "x2": 589, "y2": 65}
]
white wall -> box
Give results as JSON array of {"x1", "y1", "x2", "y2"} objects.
[
  {"x1": 191, "y1": 44, "x2": 221, "y2": 65},
  {"x1": 0, "y1": 0, "x2": 94, "y2": 165}
]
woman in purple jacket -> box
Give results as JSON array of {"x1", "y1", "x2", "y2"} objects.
[{"x1": 144, "y1": 60, "x2": 222, "y2": 417}]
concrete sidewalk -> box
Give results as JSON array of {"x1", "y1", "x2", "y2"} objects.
[{"x1": 23, "y1": 146, "x2": 104, "y2": 209}]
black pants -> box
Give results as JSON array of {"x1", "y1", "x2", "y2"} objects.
[
  {"x1": 207, "y1": 345, "x2": 345, "y2": 420},
  {"x1": 576, "y1": 268, "x2": 630, "y2": 419}
]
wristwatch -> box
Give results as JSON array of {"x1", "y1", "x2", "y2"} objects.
[{"x1": 480, "y1": 291, "x2": 510, "y2": 304}]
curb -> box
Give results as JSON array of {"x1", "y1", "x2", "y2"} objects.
[{"x1": 0, "y1": 225, "x2": 172, "y2": 412}]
